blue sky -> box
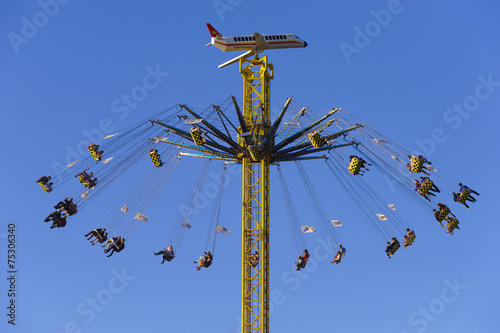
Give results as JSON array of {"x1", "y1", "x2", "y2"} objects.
[{"x1": 1, "y1": 1, "x2": 499, "y2": 333}]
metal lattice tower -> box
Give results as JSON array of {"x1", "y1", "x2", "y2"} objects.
[{"x1": 240, "y1": 56, "x2": 273, "y2": 333}]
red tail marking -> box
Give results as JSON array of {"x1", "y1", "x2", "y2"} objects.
[{"x1": 206, "y1": 23, "x2": 222, "y2": 37}]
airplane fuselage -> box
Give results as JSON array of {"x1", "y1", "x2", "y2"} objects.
[
  {"x1": 205, "y1": 24, "x2": 307, "y2": 68},
  {"x1": 211, "y1": 34, "x2": 307, "y2": 52}
]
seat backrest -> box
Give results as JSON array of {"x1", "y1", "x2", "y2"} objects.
[
  {"x1": 410, "y1": 158, "x2": 422, "y2": 173},
  {"x1": 458, "y1": 189, "x2": 470, "y2": 203},
  {"x1": 348, "y1": 158, "x2": 360, "y2": 175}
]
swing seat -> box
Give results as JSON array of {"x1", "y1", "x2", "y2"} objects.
[
  {"x1": 388, "y1": 240, "x2": 401, "y2": 255},
  {"x1": 97, "y1": 234, "x2": 108, "y2": 243},
  {"x1": 333, "y1": 251, "x2": 345, "y2": 263},
  {"x1": 417, "y1": 179, "x2": 433, "y2": 195},
  {"x1": 88, "y1": 144, "x2": 102, "y2": 161},
  {"x1": 149, "y1": 150, "x2": 163, "y2": 167},
  {"x1": 39, "y1": 182, "x2": 52, "y2": 193},
  {"x1": 405, "y1": 232, "x2": 416, "y2": 247},
  {"x1": 308, "y1": 131, "x2": 324, "y2": 148},
  {"x1": 79, "y1": 175, "x2": 91, "y2": 188},
  {"x1": 438, "y1": 207, "x2": 450, "y2": 221},
  {"x1": 446, "y1": 217, "x2": 460, "y2": 234},
  {"x1": 63, "y1": 205, "x2": 78, "y2": 216},
  {"x1": 297, "y1": 255, "x2": 309, "y2": 268},
  {"x1": 348, "y1": 158, "x2": 361, "y2": 175},
  {"x1": 52, "y1": 218, "x2": 67, "y2": 229},
  {"x1": 190, "y1": 127, "x2": 205, "y2": 146},
  {"x1": 410, "y1": 157, "x2": 423, "y2": 173},
  {"x1": 250, "y1": 259, "x2": 259, "y2": 267},
  {"x1": 116, "y1": 243, "x2": 125, "y2": 252},
  {"x1": 458, "y1": 188, "x2": 471, "y2": 204},
  {"x1": 447, "y1": 216, "x2": 459, "y2": 227}
]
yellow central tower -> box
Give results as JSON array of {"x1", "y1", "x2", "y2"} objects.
[{"x1": 240, "y1": 56, "x2": 273, "y2": 333}]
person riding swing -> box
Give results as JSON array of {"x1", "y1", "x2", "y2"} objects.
[
  {"x1": 385, "y1": 237, "x2": 400, "y2": 258},
  {"x1": 155, "y1": 245, "x2": 175, "y2": 264},
  {"x1": 194, "y1": 251, "x2": 213, "y2": 270},
  {"x1": 295, "y1": 249, "x2": 309, "y2": 271},
  {"x1": 331, "y1": 245, "x2": 346, "y2": 264}
]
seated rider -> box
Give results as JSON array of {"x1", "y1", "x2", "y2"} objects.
[
  {"x1": 106, "y1": 238, "x2": 125, "y2": 257},
  {"x1": 413, "y1": 180, "x2": 436, "y2": 201},
  {"x1": 194, "y1": 251, "x2": 213, "y2": 270},
  {"x1": 88, "y1": 143, "x2": 104, "y2": 161},
  {"x1": 149, "y1": 149, "x2": 164, "y2": 167},
  {"x1": 331, "y1": 244, "x2": 346, "y2": 264},
  {"x1": 350, "y1": 155, "x2": 371, "y2": 169},
  {"x1": 452, "y1": 193, "x2": 469, "y2": 209},
  {"x1": 87, "y1": 175, "x2": 99, "y2": 188},
  {"x1": 204, "y1": 251, "x2": 213, "y2": 267},
  {"x1": 302, "y1": 249, "x2": 309, "y2": 260},
  {"x1": 85, "y1": 228, "x2": 107, "y2": 245},
  {"x1": 433, "y1": 203, "x2": 455, "y2": 228},
  {"x1": 50, "y1": 216, "x2": 67, "y2": 229},
  {"x1": 55, "y1": 197, "x2": 78, "y2": 216},
  {"x1": 403, "y1": 228, "x2": 416, "y2": 249},
  {"x1": 250, "y1": 251, "x2": 260, "y2": 267},
  {"x1": 459, "y1": 183, "x2": 479, "y2": 197},
  {"x1": 388, "y1": 237, "x2": 401, "y2": 256},
  {"x1": 102, "y1": 236, "x2": 118, "y2": 251},
  {"x1": 104, "y1": 236, "x2": 125, "y2": 257},
  {"x1": 385, "y1": 242, "x2": 392, "y2": 258},
  {"x1": 54, "y1": 197, "x2": 73, "y2": 210},
  {"x1": 67, "y1": 203, "x2": 78, "y2": 215},
  {"x1": 37, "y1": 175, "x2": 53, "y2": 192},
  {"x1": 420, "y1": 177, "x2": 440, "y2": 193},
  {"x1": 190, "y1": 126, "x2": 206, "y2": 145},
  {"x1": 308, "y1": 130, "x2": 324, "y2": 148},
  {"x1": 385, "y1": 237, "x2": 400, "y2": 258},
  {"x1": 349, "y1": 155, "x2": 371, "y2": 175},
  {"x1": 154, "y1": 245, "x2": 175, "y2": 264},
  {"x1": 75, "y1": 168, "x2": 91, "y2": 183},
  {"x1": 409, "y1": 154, "x2": 431, "y2": 165},
  {"x1": 296, "y1": 255, "x2": 305, "y2": 271},
  {"x1": 44, "y1": 209, "x2": 62, "y2": 223},
  {"x1": 407, "y1": 155, "x2": 431, "y2": 175},
  {"x1": 437, "y1": 202, "x2": 449, "y2": 212},
  {"x1": 49, "y1": 210, "x2": 67, "y2": 229},
  {"x1": 445, "y1": 218, "x2": 460, "y2": 235},
  {"x1": 95, "y1": 229, "x2": 108, "y2": 244},
  {"x1": 432, "y1": 209, "x2": 444, "y2": 227},
  {"x1": 37, "y1": 175, "x2": 51, "y2": 185},
  {"x1": 88, "y1": 143, "x2": 99, "y2": 151},
  {"x1": 295, "y1": 249, "x2": 309, "y2": 271},
  {"x1": 453, "y1": 183, "x2": 479, "y2": 209}
]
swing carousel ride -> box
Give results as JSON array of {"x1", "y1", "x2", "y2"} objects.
[{"x1": 36, "y1": 24, "x2": 479, "y2": 333}]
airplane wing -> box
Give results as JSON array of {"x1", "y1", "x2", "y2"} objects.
[
  {"x1": 254, "y1": 32, "x2": 269, "y2": 51},
  {"x1": 219, "y1": 50, "x2": 255, "y2": 68}
]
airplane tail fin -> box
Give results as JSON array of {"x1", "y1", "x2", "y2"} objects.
[{"x1": 206, "y1": 23, "x2": 222, "y2": 37}]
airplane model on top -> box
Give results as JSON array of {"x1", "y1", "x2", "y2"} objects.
[{"x1": 205, "y1": 23, "x2": 308, "y2": 68}]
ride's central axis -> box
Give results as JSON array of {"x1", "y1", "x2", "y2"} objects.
[
  {"x1": 242, "y1": 159, "x2": 269, "y2": 333},
  {"x1": 240, "y1": 56, "x2": 272, "y2": 333}
]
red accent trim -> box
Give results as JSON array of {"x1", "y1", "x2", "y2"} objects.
[{"x1": 206, "y1": 23, "x2": 222, "y2": 37}]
